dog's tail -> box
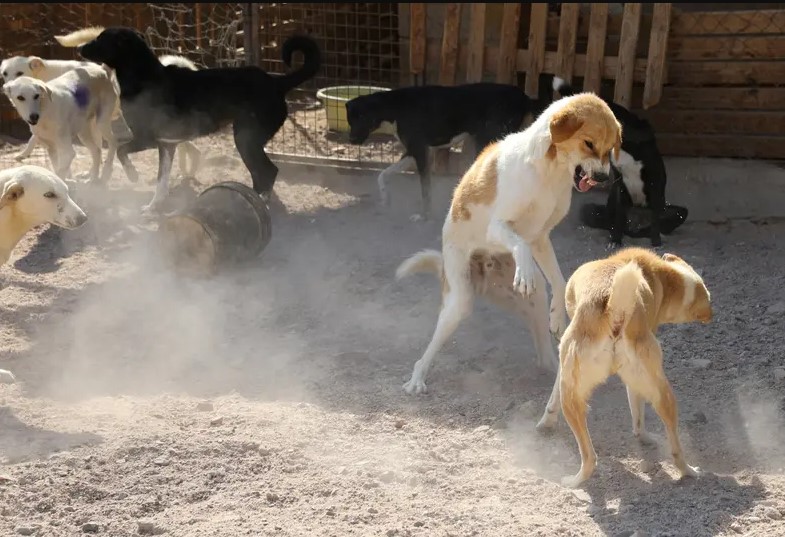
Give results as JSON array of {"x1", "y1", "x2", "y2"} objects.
[
  {"x1": 552, "y1": 76, "x2": 578, "y2": 98},
  {"x1": 54, "y1": 26, "x2": 105, "y2": 48},
  {"x1": 395, "y1": 249, "x2": 443, "y2": 281},
  {"x1": 159, "y1": 54, "x2": 199, "y2": 71},
  {"x1": 606, "y1": 262, "x2": 645, "y2": 337},
  {"x1": 275, "y1": 35, "x2": 322, "y2": 94}
]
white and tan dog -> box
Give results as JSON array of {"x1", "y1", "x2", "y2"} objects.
[
  {"x1": 535, "y1": 247, "x2": 712, "y2": 488},
  {"x1": 1, "y1": 54, "x2": 132, "y2": 163},
  {"x1": 3, "y1": 65, "x2": 121, "y2": 184},
  {"x1": 0, "y1": 165, "x2": 88, "y2": 383},
  {"x1": 396, "y1": 92, "x2": 622, "y2": 395}
]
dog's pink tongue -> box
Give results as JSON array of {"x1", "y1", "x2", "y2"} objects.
[{"x1": 578, "y1": 176, "x2": 593, "y2": 192}]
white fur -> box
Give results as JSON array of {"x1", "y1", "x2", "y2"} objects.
[
  {"x1": 0, "y1": 165, "x2": 87, "y2": 384},
  {"x1": 400, "y1": 94, "x2": 613, "y2": 395},
  {"x1": 3, "y1": 66, "x2": 121, "y2": 184},
  {"x1": 613, "y1": 149, "x2": 646, "y2": 206}
]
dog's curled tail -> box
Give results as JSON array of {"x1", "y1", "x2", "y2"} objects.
[
  {"x1": 395, "y1": 250, "x2": 443, "y2": 281},
  {"x1": 54, "y1": 26, "x2": 105, "y2": 48},
  {"x1": 552, "y1": 76, "x2": 577, "y2": 98},
  {"x1": 276, "y1": 35, "x2": 322, "y2": 94},
  {"x1": 606, "y1": 262, "x2": 644, "y2": 337}
]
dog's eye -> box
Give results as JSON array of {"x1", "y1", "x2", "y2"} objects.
[
  {"x1": 33, "y1": 94, "x2": 39, "y2": 100},
  {"x1": 43, "y1": 191, "x2": 57, "y2": 199},
  {"x1": 15, "y1": 71, "x2": 22, "y2": 77},
  {"x1": 584, "y1": 140, "x2": 594, "y2": 150},
  {"x1": 17, "y1": 96, "x2": 25, "y2": 102}
]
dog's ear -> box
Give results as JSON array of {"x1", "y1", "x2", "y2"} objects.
[
  {"x1": 0, "y1": 181, "x2": 24, "y2": 209},
  {"x1": 28, "y1": 57, "x2": 44, "y2": 74},
  {"x1": 662, "y1": 253, "x2": 684, "y2": 263},
  {"x1": 549, "y1": 109, "x2": 584, "y2": 144},
  {"x1": 41, "y1": 83, "x2": 52, "y2": 101},
  {"x1": 1, "y1": 82, "x2": 11, "y2": 98},
  {"x1": 613, "y1": 121, "x2": 622, "y2": 161}
]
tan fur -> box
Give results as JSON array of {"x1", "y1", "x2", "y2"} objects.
[
  {"x1": 548, "y1": 93, "x2": 622, "y2": 163},
  {"x1": 535, "y1": 247, "x2": 713, "y2": 488},
  {"x1": 450, "y1": 142, "x2": 499, "y2": 222},
  {"x1": 54, "y1": 27, "x2": 105, "y2": 48}
]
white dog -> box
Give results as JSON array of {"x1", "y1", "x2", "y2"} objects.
[
  {"x1": 0, "y1": 165, "x2": 88, "y2": 384},
  {"x1": 0, "y1": 54, "x2": 132, "y2": 162},
  {"x1": 2, "y1": 52, "x2": 202, "y2": 180},
  {"x1": 3, "y1": 65, "x2": 121, "y2": 183},
  {"x1": 396, "y1": 92, "x2": 622, "y2": 395}
]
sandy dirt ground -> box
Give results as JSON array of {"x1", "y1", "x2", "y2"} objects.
[{"x1": 0, "y1": 135, "x2": 784, "y2": 537}]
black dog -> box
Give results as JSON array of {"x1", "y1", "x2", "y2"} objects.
[
  {"x1": 69, "y1": 27, "x2": 320, "y2": 213},
  {"x1": 345, "y1": 83, "x2": 545, "y2": 222},
  {"x1": 553, "y1": 77, "x2": 682, "y2": 248}
]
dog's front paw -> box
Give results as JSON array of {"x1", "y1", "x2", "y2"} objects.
[
  {"x1": 679, "y1": 464, "x2": 701, "y2": 480},
  {"x1": 0, "y1": 369, "x2": 17, "y2": 384},
  {"x1": 549, "y1": 303, "x2": 567, "y2": 340},
  {"x1": 535, "y1": 411, "x2": 558, "y2": 432},
  {"x1": 402, "y1": 377, "x2": 428, "y2": 395},
  {"x1": 513, "y1": 263, "x2": 537, "y2": 297},
  {"x1": 561, "y1": 473, "x2": 588, "y2": 489},
  {"x1": 141, "y1": 199, "x2": 165, "y2": 216},
  {"x1": 14, "y1": 153, "x2": 27, "y2": 162}
]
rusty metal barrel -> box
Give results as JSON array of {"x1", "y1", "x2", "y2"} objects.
[{"x1": 158, "y1": 181, "x2": 272, "y2": 277}]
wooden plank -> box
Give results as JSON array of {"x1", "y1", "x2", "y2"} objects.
[
  {"x1": 409, "y1": 3, "x2": 427, "y2": 77},
  {"x1": 668, "y1": 61, "x2": 785, "y2": 86},
  {"x1": 250, "y1": 4, "x2": 260, "y2": 66},
  {"x1": 242, "y1": 4, "x2": 254, "y2": 66},
  {"x1": 654, "y1": 87, "x2": 785, "y2": 111},
  {"x1": 466, "y1": 3, "x2": 486, "y2": 82},
  {"x1": 670, "y1": 10, "x2": 785, "y2": 36},
  {"x1": 497, "y1": 3, "x2": 522, "y2": 84},
  {"x1": 554, "y1": 2, "x2": 580, "y2": 84},
  {"x1": 643, "y1": 110, "x2": 785, "y2": 136},
  {"x1": 439, "y1": 3, "x2": 462, "y2": 85},
  {"x1": 524, "y1": 3, "x2": 548, "y2": 96},
  {"x1": 583, "y1": 3, "x2": 609, "y2": 95},
  {"x1": 195, "y1": 3, "x2": 202, "y2": 49},
  {"x1": 547, "y1": 11, "x2": 653, "y2": 40},
  {"x1": 614, "y1": 3, "x2": 642, "y2": 108},
  {"x1": 642, "y1": 3, "x2": 671, "y2": 110},
  {"x1": 657, "y1": 134, "x2": 785, "y2": 160},
  {"x1": 668, "y1": 35, "x2": 785, "y2": 61}
]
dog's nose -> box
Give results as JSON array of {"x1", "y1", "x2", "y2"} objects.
[
  {"x1": 74, "y1": 212, "x2": 88, "y2": 227},
  {"x1": 28, "y1": 113, "x2": 39, "y2": 124}
]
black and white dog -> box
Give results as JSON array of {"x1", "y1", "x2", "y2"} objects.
[
  {"x1": 345, "y1": 83, "x2": 545, "y2": 222},
  {"x1": 553, "y1": 77, "x2": 686, "y2": 248},
  {"x1": 56, "y1": 27, "x2": 321, "y2": 214}
]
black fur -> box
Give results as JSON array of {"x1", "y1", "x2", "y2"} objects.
[
  {"x1": 345, "y1": 83, "x2": 545, "y2": 220},
  {"x1": 76, "y1": 27, "x2": 321, "y2": 204},
  {"x1": 554, "y1": 79, "x2": 678, "y2": 248}
]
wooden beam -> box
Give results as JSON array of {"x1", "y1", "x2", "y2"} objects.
[
  {"x1": 643, "y1": 110, "x2": 785, "y2": 136},
  {"x1": 466, "y1": 3, "x2": 486, "y2": 82},
  {"x1": 410, "y1": 3, "x2": 427, "y2": 78},
  {"x1": 670, "y1": 9, "x2": 785, "y2": 36},
  {"x1": 497, "y1": 3, "x2": 522, "y2": 84},
  {"x1": 653, "y1": 87, "x2": 785, "y2": 111},
  {"x1": 668, "y1": 61, "x2": 785, "y2": 86},
  {"x1": 195, "y1": 3, "x2": 202, "y2": 49},
  {"x1": 668, "y1": 35, "x2": 785, "y2": 61},
  {"x1": 439, "y1": 3, "x2": 462, "y2": 85},
  {"x1": 614, "y1": 3, "x2": 642, "y2": 108},
  {"x1": 555, "y1": 2, "x2": 580, "y2": 85},
  {"x1": 642, "y1": 3, "x2": 671, "y2": 109},
  {"x1": 583, "y1": 3, "x2": 609, "y2": 94},
  {"x1": 524, "y1": 3, "x2": 548, "y2": 96},
  {"x1": 657, "y1": 134, "x2": 785, "y2": 160}
]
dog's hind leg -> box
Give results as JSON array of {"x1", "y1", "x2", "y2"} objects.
[
  {"x1": 177, "y1": 141, "x2": 201, "y2": 178},
  {"x1": 77, "y1": 122, "x2": 103, "y2": 183},
  {"x1": 142, "y1": 143, "x2": 177, "y2": 214},
  {"x1": 15, "y1": 133, "x2": 38, "y2": 161},
  {"x1": 617, "y1": 336, "x2": 700, "y2": 481},
  {"x1": 403, "y1": 246, "x2": 474, "y2": 395},
  {"x1": 116, "y1": 140, "x2": 145, "y2": 184},
  {"x1": 233, "y1": 118, "x2": 279, "y2": 199},
  {"x1": 410, "y1": 145, "x2": 431, "y2": 222},
  {"x1": 377, "y1": 155, "x2": 414, "y2": 208},
  {"x1": 53, "y1": 136, "x2": 77, "y2": 181},
  {"x1": 626, "y1": 386, "x2": 656, "y2": 445}
]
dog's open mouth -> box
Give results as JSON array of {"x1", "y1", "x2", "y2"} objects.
[{"x1": 574, "y1": 166, "x2": 598, "y2": 192}]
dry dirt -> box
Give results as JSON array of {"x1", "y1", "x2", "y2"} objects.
[{"x1": 0, "y1": 134, "x2": 784, "y2": 537}]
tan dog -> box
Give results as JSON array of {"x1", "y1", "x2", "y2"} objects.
[
  {"x1": 397, "y1": 92, "x2": 622, "y2": 395},
  {"x1": 0, "y1": 165, "x2": 88, "y2": 383},
  {"x1": 535, "y1": 247, "x2": 713, "y2": 487}
]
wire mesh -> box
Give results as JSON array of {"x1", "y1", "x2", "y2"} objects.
[{"x1": 0, "y1": 2, "x2": 405, "y2": 169}]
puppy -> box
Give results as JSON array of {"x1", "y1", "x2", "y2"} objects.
[
  {"x1": 1, "y1": 53, "x2": 133, "y2": 163},
  {"x1": 0, "y1": 165, "x2": 88, "y2": 383},
  {"x1": 396, "y1": 92, "x2": 622, "y2": 394},
  {"x1": 3, "y1": 65, "x2": 122, "y2": 184},
  {"x1": 535, "y1": 247, "x2": 712, "y2": 488},
  {"x1": 56, "y1": 26, "x2": 321, "y2": 214},
  {"x1": 553, "y1": 78, "x2": 675, "y2": 248},
  {"x1": 346, "y1": 83, "x2": 545, "y2": 222}
]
